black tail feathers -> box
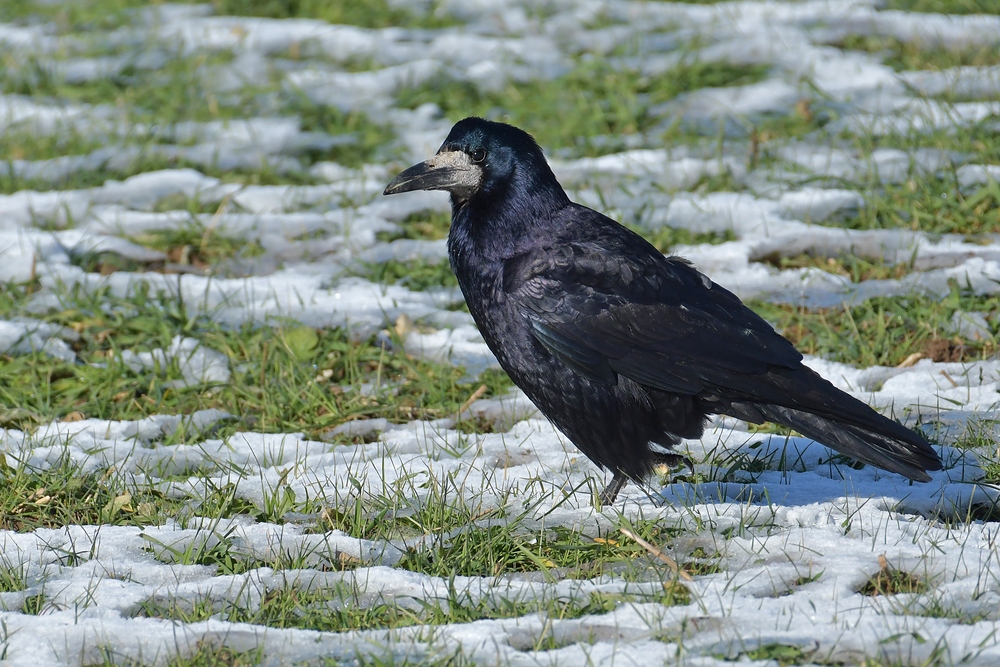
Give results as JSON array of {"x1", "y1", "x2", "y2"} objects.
[{"x1": 750, "y1": 403, "x2": 942, "y2": 481}]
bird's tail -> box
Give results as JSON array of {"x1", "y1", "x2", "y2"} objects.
[{"x1": 744, "y1": 403, "x2": 942, "y2": 481}]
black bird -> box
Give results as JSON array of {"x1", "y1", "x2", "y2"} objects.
[{"x1": 383, "y1": 117, "x2": 942, "y2": 504}]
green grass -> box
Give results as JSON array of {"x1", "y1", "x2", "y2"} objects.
[
  {"x1": 0, "y1": 153, "x2": 322, "y2": 197},
  {"x1": 21, "y1": 592, "x2": 47, "y2": 615},
  {"x1": 802, "y1": 121, "x2": 1000, "y2": 234},
  {"x1": 286, "y1": 95, "x2": 398, "y2": 168},
  {"x1": 945, "y1": 419, "x2": 1000, "y2": 484},
  {"x1": 867, "y1": 118, "x2": 1000, "y2": 163},
  {"x1": 0, "y1": 0, "x2": 454, "y2": 32},
  {"x1": 326, "y1": 482, "x2": 612, "y2": 568},
  {"x1": 0, "y1": 554, "x2": 28, "y2": 593},
  {"x1": 137, "y1": 512, "x2": 695, "y2": 634},
  {"x1": 0, "y1": 282, "x2": 511, "y2": 436},
  {"x1": 397, "y1": 58, "x2": 770, "y2": 156},
  {"x1": 127, "y1": 223, "x2": 265, "y2": 272},
  {"x1": 0, "y1": 51, "x2": 396, "y2": 172},
  {"x1": 817, "y1": 126, "x2": 1000, "y2": 244},
  {"x1": 758, "y1": 252, "x2": 916, "y2": 283},
  {"x1": 212, "y1": 0, "x2": 458, "y2": 29},
  {"x1": 0, "y1": 126, "x2": 109, "y2": 164},
  {"x1": 339, "y1": 654, "x2": 474, "y2": 667},
  {"x1": 354, "y1": 210, "x2": 457, "y2": 293},
  {"x1": 1, "y1": 147, "x2": 382, "y2": 196},
  {"x1": 377, "y1": 210, "x2": 452, "y2": 242},
  {"x1": 317, "y1": 482, "x2": 705, "y2": 581},
  {"x1": 0, "y1": 0, "x2": 165, "y2": 32},
  {"x1": 733, "y1": 102, "x2": 846, "y2": 171},
  {"x1": 138, "y1": 579, "x2": 687, "y2": 634},
  {"x1": 141, "y1": 517, "x2": 359, "y2": 573},
  {"x1": 0, "y1": 51, "x2": 241, "y2": 120},
  {"x1": 859, "y1": 557, "x2": 927, "y2": 597},
  {"x1": 848, "y1": 176, "x2": 1000, "y2": 235},
  {"x1": 630, "y1": 225, "x2": 736, "y2": 253},
  {"x1": 110, "y1": 476, "x2": 705, "y2": 636},
  {"x1": 839, "y1": 34, "x2": 1000, "y2": 71},
  {"x1": 883, "y1": 0, "x2": 1000, "y2": 14},
  {"x1": 315, "y1": 474, "x2": 513, "y2": 543},
  {"x1": 750, "y1": 287, "x2": 999, "y2": 368},
  {"x1": 906, "y1": 594, "x2": 996, "y2": 624},
  {"x1": 352, "y1": 258, "x2": 458, "y2": 291},
  {"x1": 85, "y1": 644, "x2": 262, "y2": 667},
  {"x1": 399, "y1": 523, "x2": 665, "y2": 579},
  {"x1": 68, "y1": 217, "x2": 267, "y2": 275},
  {"x1": 0, "y1": 453, "x2": 182, "y2": 532},
  {"x1": 727, "y1": 644, "x2": 816, "y2": 667}
]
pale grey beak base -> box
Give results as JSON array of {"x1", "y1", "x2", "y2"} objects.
[{"x1": 383, "y1": 150, "x2": 483, "y2": 198}]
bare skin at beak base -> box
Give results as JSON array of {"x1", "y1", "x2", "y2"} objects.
[{"x1": 383, "y1": 150, "x2": 482, "y2": 197}]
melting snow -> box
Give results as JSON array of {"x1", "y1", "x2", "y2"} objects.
[{"x1": 2, "y1": 0, "x2": 1000, "y2": 665}]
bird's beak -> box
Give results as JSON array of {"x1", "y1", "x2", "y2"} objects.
[{"x1": 383, "y1": 150, "x2": 482, "y2": 197}]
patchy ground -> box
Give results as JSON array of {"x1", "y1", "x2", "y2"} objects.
[{"x1": 2, "y1": 1, "x2": 1000, "y2": 665}]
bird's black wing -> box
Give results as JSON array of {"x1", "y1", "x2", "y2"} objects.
[
  {"x1": 502, "y1": 238, "x2": 803, "y2": 396},
  {"x1": 503, "y1": 234, "x2": 941, "y2": 480}
]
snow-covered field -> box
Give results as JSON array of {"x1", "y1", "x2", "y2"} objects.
[{"x1": 3, "y1": 0, "x2": 1000, "y2": 665}]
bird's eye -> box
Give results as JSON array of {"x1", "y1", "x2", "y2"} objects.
[{"x1": 470, "y1": 148, "x2": 486, "y2": 163}]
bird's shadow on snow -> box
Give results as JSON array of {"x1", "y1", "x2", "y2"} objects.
[{"x1": 657, "y1": 432, "x2": 998, "y2": 519}]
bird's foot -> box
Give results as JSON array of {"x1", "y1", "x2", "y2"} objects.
[
  {"x1": 651, "y1": 452, "x2": 695, "y2": 474},
  {"x1": 598, "y1": 472, "x2": 628, "y2": 506},
  {"x1": 597, "y1": 456, "x2": 694, "y2": 506}
]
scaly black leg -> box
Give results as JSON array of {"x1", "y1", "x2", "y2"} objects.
[{"x1": 598, "y1": 471, "x2": 628, "y2": 505}]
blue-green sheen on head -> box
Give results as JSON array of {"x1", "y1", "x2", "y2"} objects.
[
  {"x1": 438, "y1": 117, "x2": 561, "y2": 203},
  {"x1": 384, "y1": 116, "x2": 564, "y2": 207}
]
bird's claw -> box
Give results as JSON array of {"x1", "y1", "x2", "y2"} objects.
[{"x1": 652, "y1": 452, "x2": 695, "y2": 474}]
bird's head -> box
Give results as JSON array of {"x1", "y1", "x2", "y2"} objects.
[{"x1": 383, "y1": 117, "x2": 562, "y2": 208}]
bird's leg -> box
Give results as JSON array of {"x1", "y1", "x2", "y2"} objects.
[{"x1": 598, "y1": 472, "x2": 628, "y2": 506}]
